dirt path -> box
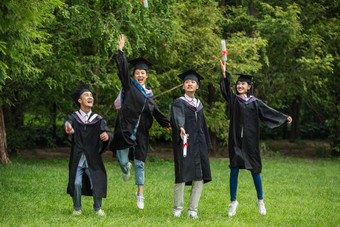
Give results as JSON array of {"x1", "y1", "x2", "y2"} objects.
[{"x1": 16, "y1": 140, "x2": 331, "y2": 161}]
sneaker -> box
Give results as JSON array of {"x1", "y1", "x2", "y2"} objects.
[
  {"x1": 95, "y1": 209, "x2": 106, "y2": 216},
  {"x1": 256, "y1": 200, "x2": 266, "y2": 215},
  {"x1": 135, "y1": 192, "x2": 144, "y2": 209},
  {"x1": 72, "y1": 210, "x2": 82, "y2": 216},
  {"x1": 122, "y1": 162, "x2": 132, "y2": 181},
  {"x1": 228, "y1": 201, "x2": 239, "y2": 217},
  {"x1": 173, "y1": 209, "x2": 182, "y2": 217},
  {"x1": 188, "y1": 210, "x2": 198, "y2": 219}
]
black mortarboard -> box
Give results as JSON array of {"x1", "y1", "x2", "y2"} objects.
[
  {"x1": 70, "y1": 84, "x2": 92, "y2": 107},
  {"x1": 235, "y1": 74, "x2": 254, "y2": 85},
  {"x1": 129, "y1": 57, "x2": 153, "y2": 71},
  {"x1": 178, "y1": 69, "x2": 204, "y2": 83}
]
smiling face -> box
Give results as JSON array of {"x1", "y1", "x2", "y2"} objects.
[
  {"x1": 183, "y1": 79, "x2": 199, "y2": 93},
  {"x1": 78, "y1": 91, "x2": 94, "y2": 109},
  {"x1": 133, "y1": 69, "x2": 148, "y2": 86},
  {"x1": 236, "y1": 81, "x2": 251, "y2": 95}
]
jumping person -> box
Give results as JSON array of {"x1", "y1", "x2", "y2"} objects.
[
  {"x1": 64, "y1": 84, "x2": 113, "y2": 216},
  {"x1": 170, "y1": 69, "x2": 212, "y2": 219},
  {"x1": 110, "y1": 34, "x2": 170, "y2": 210},
  {"x1": 219, "y1": 60, "x2": 292, "y2": 216}
]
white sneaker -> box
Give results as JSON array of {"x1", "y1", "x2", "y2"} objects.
[
  {"x1": 72, "y1": 210, "x2": 82, "y2": 216},
  {"x1": 95, "y1": 209, "x2": 106, "y2": 216},
  {"x1": 173, "y1": 209, "x2": 182, "y2": 217},
  {"x1": 188, "y1": 210, "x2": 198, "y2": 219},
  {"x1": 256, "y1": 200, "x2": 266, "y2": 215},
  {"x1": 135, "y1": 192, "x2": 144, "y2": 209},
  {"x1": 228, "y1": 201, "x2": 239, "y2": 217},
  {"x1": 122, "y1": 162, "x2": 132, "y2": 181}
]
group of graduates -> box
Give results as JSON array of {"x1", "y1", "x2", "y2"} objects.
[{"x1": 63, "y1": 34, "x2": 292, "y2": 219}]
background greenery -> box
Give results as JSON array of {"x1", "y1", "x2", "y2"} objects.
[
  {"x1": 0, "y1": 156, "x2": 339, "y2": 226},
  {"x1": 0, "y1": 0, "x2": 339, "y2": 158}
]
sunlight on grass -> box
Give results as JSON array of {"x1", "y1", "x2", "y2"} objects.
[{"x1": 0, "y1": 156, "x2": 339, "y2": 226}]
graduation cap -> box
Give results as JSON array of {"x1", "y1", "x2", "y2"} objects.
[
  {"x1": 178, "y1": 69, "x2": 204, "y2": 84},
  {"x1": 235, "y1": 74, "x2": 254, "y2": 85},
  {"x1": 70, "y1": 84, "x2": 93, "y2": 107},
  {"x1": 129, "y1": 57, "x2": 153, "y2": 72}
]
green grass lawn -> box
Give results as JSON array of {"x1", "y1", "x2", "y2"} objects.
[{"x1": 0, "y1": 156, "x2": 339, "y2": 226}]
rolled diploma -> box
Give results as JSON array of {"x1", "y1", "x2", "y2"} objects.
[
  {"x1": 65, "y1": 121, "x2": 73, "y2": 133},
  {"x1": 221, "y1": 39, "x2": 227, "y2": 62},
  {"x1": 183, "y1": 134, "x2": 188, "y2": 157},
  {"x1": 143, "y1": 0, "x2": 148, "y2": 8}
]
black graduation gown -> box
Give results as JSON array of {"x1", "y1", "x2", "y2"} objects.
[
  {"x1": 171, "y1": 98, "x2": 212, "y2": 185},
  {"x1": 220, "y1": 73, "x2": 288, "y2": 173},
  {"x1": 110, "y1": 50, "x2": 170, "y2": 162},
  {"x1": 64, "y1": 112, "x2": 113, "y2": 198}
]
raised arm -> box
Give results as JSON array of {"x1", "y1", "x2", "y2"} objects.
[
  {"x1": 115, "y1": 34, "x2": 131, "y2": 90},
  {"x1": 219, "y1": 60, "x2": 233, "y2": 103}
]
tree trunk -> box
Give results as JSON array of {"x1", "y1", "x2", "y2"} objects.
[
  {"x1": 290, "y1": 95, "x2": 302, "y2": 142},
  {"x1": 0, "y1": 105, "x2": 11, "y2": 164}
]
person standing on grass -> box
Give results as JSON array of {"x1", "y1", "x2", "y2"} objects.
[
  {"x1": 110, "y1": 34, "x2": 170, "y2": 210},
  {"x1": 219, "y1": 60, "x2": 292, "y2": 216},
  {"x1": 170, "y1": 69, "x2": 212, "y2": 219},
  {"x1": 64, "y1": 84, "x2": 113, "y2": 216}
]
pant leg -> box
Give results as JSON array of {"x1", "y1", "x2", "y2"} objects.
[
  {"x1": 251, "y1": 170, "x2": 263, "y2": 200},
  {"x1": 134, "y1": 158, "x2": 145, "y2": 186},
  {"x1": 188, "y1": 180, "x2": 203, "y2": 212},
  {"x1": 173, "y1": 183, "x2": 185, "y2": 211},
  {"x1": 84, "y1": 167, "x2": 102, "y2": 211},
  {"x1": 230, "y1": 168, "x2": 239, "y2": 202},
  {"x1": 116, "y1": 148, "x2": 130, "y2": 174},
  {"x1": 73, "y1": 165, "x2": 84, "y2": 211}
]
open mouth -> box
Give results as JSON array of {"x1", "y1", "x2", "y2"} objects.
[{"x1": 137, "y1": 78, "x2": 144, "y2": 82}]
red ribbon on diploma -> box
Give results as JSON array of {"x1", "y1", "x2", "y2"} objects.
[
  {"x1": 221, "y1": 49, "x2": 228, "y2": 58},
  {"x1": 183, "y1": 142, "x2": 188, "y2": 149}
]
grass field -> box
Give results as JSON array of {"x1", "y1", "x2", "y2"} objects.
[{"x1": 0, "y1": 155, "x2": 339, "y2": 226}]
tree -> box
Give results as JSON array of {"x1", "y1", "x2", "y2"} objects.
[{"x1": 0, "y1": 0, "x2": 62, "y2": 164}]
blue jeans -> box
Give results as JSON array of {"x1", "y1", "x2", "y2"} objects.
[
  {"x1": 116, "y1": 123, "x2": 145, "y2": 186},
  {"x1": 230, "y1": 168, "x2": 263, "y2": 201},
  {"x1": 73, "y1": 162, "x2": 102, "y2": 211}
]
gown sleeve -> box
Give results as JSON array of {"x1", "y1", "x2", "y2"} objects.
[
  {"x1": 219, "y1": 71, "x2": 234, "y2": 104},
  {"x1": 153, "y1": 104, "x2": 170, "y2": 128},
  {"x1": 170, "y1": 99, "x2": 185, "y2": 145},
  {"x1": 115, "y1": 50, "x2": 131, "y2": 91},
  {"x1": 202, "y1": 112, "x2": 213, "y2": 150},
  {"x1": 257, "y1": 100, "x2": 288, "y2": 129},
  {"x1": 99, "y1": 119, "x2": 114, "y2": 154}
]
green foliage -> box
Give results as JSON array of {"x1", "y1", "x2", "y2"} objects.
[
  {"x1": 0, "y1": 158, "x2": 339, "y2": 225},
  {"x1": 0, "y1": 0, "x2": 339, "y2": 153}
]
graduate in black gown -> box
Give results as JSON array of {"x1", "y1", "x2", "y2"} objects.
[
  {"x1": 110, "y1": 34, "x2": 170, "y2": 210},
  {"x1": 219, "y1": 60, "x2": 292, "y2": 217},
  {"x1": 63, "y1": 85, "x2": 113, "y2": 216},
  {"x1": 171, "y1": 69, "x2": 212, "y2": 219}
]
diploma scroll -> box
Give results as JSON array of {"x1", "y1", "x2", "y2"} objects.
[
  {"x1": 141, "y1": 0, "x2": 148, "y2": 8},
  {"x1": 65, "y1": 121, "x2": 73, "y2": 134},
  {"x1": 183, "y1": 134, "x2": 188, "y2": 157},
  {"x1": 221, "y1": 39, "x2": 227, "y2": 62}
]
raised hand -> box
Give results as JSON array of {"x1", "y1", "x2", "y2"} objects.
[
  {"x1": 220, "y1": 59, "x2": 226, "y2": 78},
  {"x1": 118, "y1": 34, "x2": 126, "y2": 51}
]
